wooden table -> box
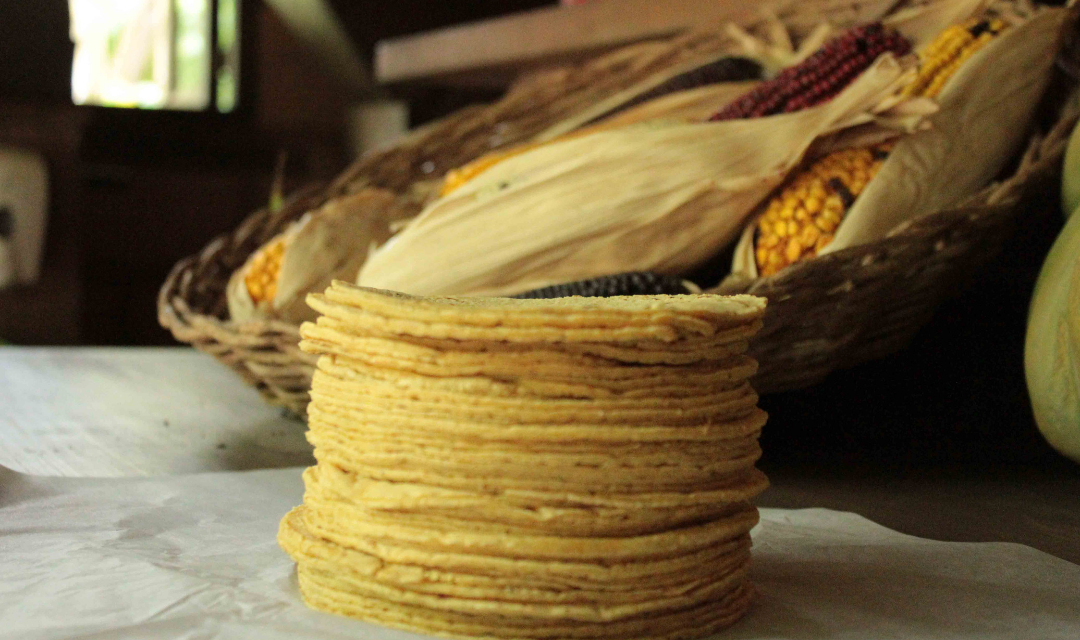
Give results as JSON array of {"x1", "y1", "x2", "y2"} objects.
[
  {"x1": 762, "y1": 463, "x2": 1080, "y2": 566},
  {"x1": 2, "y1": 347, "x2": 1077, "y2": 565}
]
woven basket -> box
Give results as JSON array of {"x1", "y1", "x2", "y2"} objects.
[{"x1": 159, "y1": 3, "x2": 1079, "y2": 416}]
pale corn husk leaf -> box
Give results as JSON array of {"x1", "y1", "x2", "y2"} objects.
[
  {"x1": 440, "y1": 82, "x2": 761, "y2": 201},
  {"x1": 581, "y1": 81, "x2": 760, "y2": 130},
  {"x1": 786, "y1": 23, "x2": 836, "y2": 67},
  {"x1": 227, "y1": 188, "x2": 416, "y2": 324},
  {"x1": 729, "y1": 214, "x2": 764, "y2": 282},
  {"x1": 811, "y1": 92, "x2": 938, "y2": 154},
  {"x1": 533, "y1": 49, "x2": 747, "y2": 142},
  {"x1": 724, "y1": 17, "x2": 832, "y2": 77},
  {"x1": 762, "y1": 9, "x2": 795, "y2": 60},
  {"x1": 824, "y1": 6, "x2": 1068, "y2": 254},
  {"x1": 357, "y1": 54, "x2": 919, "y2": 298},
  {"x1": 225, "y1": 264, "x2": 259, "y2": 323}
]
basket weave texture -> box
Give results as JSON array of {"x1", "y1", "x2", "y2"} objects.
[{"x1": 159, "y1": 5, "x2": 1080, "y2": 416}]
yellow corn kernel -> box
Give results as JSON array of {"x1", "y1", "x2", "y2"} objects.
[
  {"x1": 754, "y1": 141, "x2": 893, "y2": 276},
  {"x1": 785, "y1": 238, "x2": 803, "y2": 263},
  {"x1": 817, "y1": 213, "x2": 840, "y2": 233},
  {"x1": 765, "y1": 251, "x2": 785, "y2": 273},
  {"x1": 815, "y1": 233, "x2": 834, "y2": 253}
]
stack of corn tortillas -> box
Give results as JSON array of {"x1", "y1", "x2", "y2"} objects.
[{"x1": 280, "y1": 281, "x2": 771, "y2": 639}]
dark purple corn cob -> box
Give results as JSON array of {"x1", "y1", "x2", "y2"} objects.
[
  {"x1": 511, "y1": 272, "x2": 695, "y2": 299},
  {"x1": 584, "y1": 56, "x2": 764, "y2": 126},
  {"x1": 708, "y1": 23, "x2": 911, "y2": 121}
]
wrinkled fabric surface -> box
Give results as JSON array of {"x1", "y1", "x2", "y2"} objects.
[{"x1": 1, "y1": 465, "x2": 1077, "y2": 640}]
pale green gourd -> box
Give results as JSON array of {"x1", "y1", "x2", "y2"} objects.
[{"x1": 1025, "y1": 202, "x2": 1080, "y2": 463}]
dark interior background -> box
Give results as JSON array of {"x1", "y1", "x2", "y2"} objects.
[
  {"x1": 0, "y1": 0, "x2": 1075, "y2": 475},
  {"x1": 0, "y1": 0, "x2": 553, "y2": 348}
]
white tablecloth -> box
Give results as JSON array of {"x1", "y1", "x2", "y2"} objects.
[
  {"x1": 2, "y1": 465, "x2": 1077, "y2": 640},
  {"x1": 0, "y1": 347, "x2": 310, "y2": 477}
]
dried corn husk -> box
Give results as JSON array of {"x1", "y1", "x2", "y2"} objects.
[
  {"x1": 588, "y1": 81, "x2": 761, "y2": 130},
  {"x1": 357, "y1": 53, "x2": 922, "y2": 297},
  {"x1": 532, "y1": 6, "x2": 898, "y2": 144},
  {"x1": 534, "y1": 55, "x2": 760, "y2": 143},
  {"x1": 439, "y1": 80, "x2": 763, "y2": 199},
  {"x1": 882, "y1": 0, "x2": 990, "y2": 49},
  {"x1": 723, "y1": 18, "x2": 834, "y2": 75},
  {"x1": 826, "y1": 5, "x2": 1067, "y2": 252},
  {"x1": 228, "y1": 189, "x2": 417, "y2": 324},
  {"x1": 729, "y1": 3, "x2": 1067, "y2": 279}
]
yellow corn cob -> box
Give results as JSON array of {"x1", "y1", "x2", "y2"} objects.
[
  {"x1": 903, "y1": 18, "x2": 1009, "y2": 99},
  {"x1": 753, "y1": 17, "x2": 1010, "y2": 276},
  {"x1": 754, "y1": 142, "x2": 893, "y2": 276},
  {"x1": 244, "y1": 238, "x2": 286, "y2": 303}
]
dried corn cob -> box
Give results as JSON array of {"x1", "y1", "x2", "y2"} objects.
[
  {"x1": 903, "y1": 18, "x2": 1009, "y2": 99},
  {"x1": 709, "y1": 23, "x2": 911, "y2": 121},
  {"x1": 244, "y1": 238, "x2": 286, "y2": 303},
  {"x1": 442, "y1": 57, "x2": 764, "y2": 197},
  {"x1": 582, "y1": 56, "x2": 764, "y2": 126},
  {"x1": 228, "y1": 188, "x2": 413, "y2": 324},
  {"x1": 511, "y1": 272, "x2": 697, "y2": 299},
  {"x1": 750, "y1": 16, "x2": 1010, "y2": 276},
  {"x1": 754, "y1": 142, "x2": 892, "y2": 276}
]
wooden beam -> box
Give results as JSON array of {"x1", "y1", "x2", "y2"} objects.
[{"x1": 375, "y1": 0, "x2": 759, "y2": 85}]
